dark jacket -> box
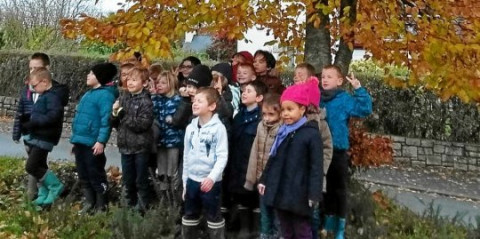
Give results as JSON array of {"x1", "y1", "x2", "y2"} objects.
[
  {"x1": 13, "y1": 80, "x2": 69, "y2": 141},
  {"x1": 111, "y1": 89, "x2": 154, "y2": 154},
  {"x1": 260, "y1": 120, "x2": 323, "y2": 216},
  {"x1": 70, "y1": 85, "x2": 119, "y2": 146},
  {"x1": 25, "y1": 89, "x2": 64, "y2": 145},
  {"x1": 227, "y1": 106, "x2": 261, "y2": 193}
]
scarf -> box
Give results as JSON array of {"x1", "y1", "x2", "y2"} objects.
[
  {"x1": 269, "y1": 116, "x2": 308, "y2": 157},
  {"x1": 321, "y1": 88, "x2": 342, "y2": 102}
]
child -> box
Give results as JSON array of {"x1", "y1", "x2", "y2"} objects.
[
  {"x1": 253, "y1": 50, "x2": 284, "y2": 94},
  {"x1": 111, "y1": 66, "x2": 154, "y2": 211},
  {"x1": 320, "y1": 65, "x2": 372, "y2": 239},
  {"x1": 152, "y1": 71, "x2": 183, "y2": 193},
  {"x1": 182, "y1": 87, "x2": 228, "y2": 238},
  {"x1": 22, "y1": 67, "x2": 65, "y2": 207},
  {"x1": 119, "y1": 61, "x2": 135, "y2": 91},
  {"x1": 293, "y1": 63, "x2": 316, "y2": 84},
  {"x1": 227, "y1": 80, "x2": 268, "y2": 237},
  {"x1": 244, "y1": 93, "x2": 282, "y2": 239},
  {"x1": 13, "y1": 52, "x2": 69, "y2": 201},
  {"x1": 71, "y1": 63, "x2": 119, "y2": 213},
  {"x1": 258, "y1": 79, "x2": 324, "y2": 239},
  {"x1": 231, "y1": 51, "x2": 254, "y2": 83},
  {"x1": 236, "y1": 63, "x2": 257, "y2": 92}
]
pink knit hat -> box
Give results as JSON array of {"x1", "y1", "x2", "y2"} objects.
[{"x1": 280, "y1": 77, "x2": 321, "y2": 106}]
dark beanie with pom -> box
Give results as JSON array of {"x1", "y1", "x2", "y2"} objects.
[{"x1": 91, "y1": 63, "x2": 118, "y2": 85}]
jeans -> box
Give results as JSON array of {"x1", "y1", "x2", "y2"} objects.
[
  {"x1": 73, "y1": 144, "x2": 108, "y2": 193},
  {"x1": 121, "y1": 152, "x2": 153, "y2": 208},
  {"x1": 184, "y1": 178, "x2": 223, "y2": 223}
]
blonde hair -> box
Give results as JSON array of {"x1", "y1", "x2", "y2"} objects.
[
  {"x1": 158, "y1": 71, "x2": 178, "y2": 97},
  {"x1": 29, "y1": 67, "x2": 52, "y2": 83}
]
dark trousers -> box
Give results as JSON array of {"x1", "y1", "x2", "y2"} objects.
[
  {"x1": 325, "y1": 150, "x2": 349, "y2": 217},
  {"x1": 25, "y1": 146, "x2": 49, "y2": 180},
  {"x1": 121, "y1": 152, "x2": 152, "y2": 208},
  {"x1": 184, "y1": 178, "x2": 223, "y2": 222},
  {"x1": 73, "y1": 144, "x2": 108, "y2": 193},
  {"x1": 276, "y1": 209, "x2": 312, "y2": 239}
]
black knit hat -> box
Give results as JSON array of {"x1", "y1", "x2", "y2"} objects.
[
  {"x1": 211, "y1": 63, "x2": 233, "y2": 84},
  {"x1": 91, "y1": 63, "x2": 118, "y2": 85},
  {"x1": 185, "y1": 64, "x2": 212, "y2": 88}
]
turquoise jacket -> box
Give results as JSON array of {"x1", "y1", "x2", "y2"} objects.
[
  {"x1": 70, "y1": 85, "x2": 119, "y2": 146},
  {"x1": 320, "y1": 87, "x2": 372, "y2": 150}
]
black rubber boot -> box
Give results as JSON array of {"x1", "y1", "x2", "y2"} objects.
[{"x1": 78, "y1": 187, "x2": 96, "y2": 215}]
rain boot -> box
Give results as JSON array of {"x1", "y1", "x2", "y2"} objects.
[
  {"x1": 324, "y1": 215, "x2": 337, "y2": 233},
  {"x1": 207, "y1": 219, "x2": 225, "y2": 239},
  {"x1": 42, "y1": 171, "x2": 64, "y2": 205},
  {"x1": 252, "y1": 208, "x2": 260, "y2": 238},
  {"x1": 27, "y1": 174, "x2": 38, "y2": 201},
  {"x1": 78, "y1": 187, "x2": 96, "y2": 215},
  {"x1": 33, "y1": 183, "x2": 48, "y2": 205},
  {"x1": 238, "y1": 206, "x2": 251, "y2": 239},
  {"x1": 334, "y1": 218, "x2": 346, "y2": 239},
  {"x1": 95, "y1": 191, "x2": 108, "y2": 212},
  {"x1": 182, "y1": 217, "x2": 200, "y2": 239}
]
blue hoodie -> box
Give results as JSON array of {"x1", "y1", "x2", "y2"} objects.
[
  {"x1": 183, "y1": 114, "x2": 228, "y2": 187},
  {"x1": 320, "y1": 87, "x2": 372, "y2": 150}
]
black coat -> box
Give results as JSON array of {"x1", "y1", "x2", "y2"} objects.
[
  {"x1": 27, "y1": 89, "x2": 64, "y2": 145},
  {"x1": 111, "y1": 89, "x2": 154, "y2": 154},
  {"x1": 227, "y1": 106, "x2": 261, "y2": 193},
  {"x1": 260, "y1": 120, "x2": 323, "y2": 216}
]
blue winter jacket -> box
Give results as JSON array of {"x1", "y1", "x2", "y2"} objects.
[
  {"x1": 152, "y1": 94, "x2": 184, "y2": 148},
  {"x1": 70, "y1": 85, "x2": 119, "y2": 146},
  {"x1": 320, "y1": 87, "x2": 372, "y2": 150}
]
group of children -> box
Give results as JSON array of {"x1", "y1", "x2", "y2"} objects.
[{"x1": 14, "y1": 51, "x2": 372, "y2": 239}]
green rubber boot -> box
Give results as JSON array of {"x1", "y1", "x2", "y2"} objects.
[
  {"x1": 33, "y1": 184, "x2": 49, "y2": 205},
  {"x1": 42, "y1": 171, "x2": 64, "y2": 205}
]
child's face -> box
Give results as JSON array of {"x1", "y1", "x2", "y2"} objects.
[
  {"x1": 179, "y1": 60, "x2": 194, "y2": 77},
  {"x1": 281, "y1": 100, "x2": 306, "y2": 125},
  {"x1": 29, "y1": 76, "x2": 48, "y2": 94},
  {"x1": 120, "y1": 68, "x2": 132, "y2": 88},
  {"x1": 237, "y1": 67, "x2": 256, "y2": 85},
  {"x1": 192, "y1": 92, "x2": 215, "y2": 116},
  {"x1": 212, "y1": 78, "x2": 223, "y2": 94},
  {"x1": 262, "y1": 104, "x2": 281, "y2": 125},
  {"x1": 29, "y1": 59, "x2": 46, "y2": 73},
  {"x1": 241, "y1": 84, "x2": 262, "y2": 106},
  {"x1": 86, "y1": 71, "x2": 100, "y2": 87},
  {"x1": 156, "y1": 77, "x2": 170, "y2": 95},
  {"x1": 186, "y1": 84, "x2": 198, "y2": 100},
  {"x1": 321, "y1": 68, "x2": 343, "y2": 90},
  {"x1": 253, "y1": 54, "x2": 268, "y2": 75},
  {"x1": 126, "y1": 73, "x2": 145, "y2": 94},
  {"x1": 232, "y1": 54, "x2": 246, "y2": 66},
  {"x1": 294, "y1": 68, "x2": 309, "y2": 84}
]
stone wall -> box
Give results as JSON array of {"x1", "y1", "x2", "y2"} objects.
[
  {"x1": 2, "y1": 95, "x2": 480, "y2": 171},
  {"x1": 390, "y1": 135, "x2": 480, "y2": 171}
]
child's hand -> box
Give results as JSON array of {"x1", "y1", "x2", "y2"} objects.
[
  {"x1": 92, "y1": 142, "x2": 104, "y2": 155},
  {"x1": 171, "y1": 66, "x2": 179, "y2": 76},
  {"x1": 257, "y1": 184, "x2": 266, "y2": 195},
  {"x1": 165, "y1": 115, "x2": 173, "y2": 124},
  {"x1": 346, "y1": 72, "x2": 361, "y2": 89},
  {"x1": 200, "y1": 178, "x2": 214, "y2": 192},
  {"x1": 179, "y1": 87, "x2": 189, "y2": 97},
  {"x1": 112, "y1": 100, "x2": 120, "y2": 111},
  {"x1": 309, "y1": 199, "x2": 319, "y2": 208}
]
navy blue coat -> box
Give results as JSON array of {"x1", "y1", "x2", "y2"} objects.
[
  {"x1": 27, "y1": 89, "x2": 64, "y2": 145},
  {"x1": 260, "y1": 120, "x2": 323, "y2": 216},
  {"x1": 227, "y1": 106, "x2": 261, "y2": 193}
]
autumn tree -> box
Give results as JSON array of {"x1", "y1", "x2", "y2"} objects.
[{"x1": 61, "y1": 0, "x2": 480, "y2": 102}]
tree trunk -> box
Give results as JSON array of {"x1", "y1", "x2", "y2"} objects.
[
  {"x1": 334, "y1": 0, "x2": 357, "y2": 76},
  {"x1": 304, "y1": 0, "x2": 331, "y2": 75}
]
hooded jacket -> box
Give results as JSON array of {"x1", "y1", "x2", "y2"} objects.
[
  {"x1": 183, "y1": 114, "x2": 228, "y2": 187},
  {"x1": 71, "y1": 85, "x2": 119, "y2": 146}
]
